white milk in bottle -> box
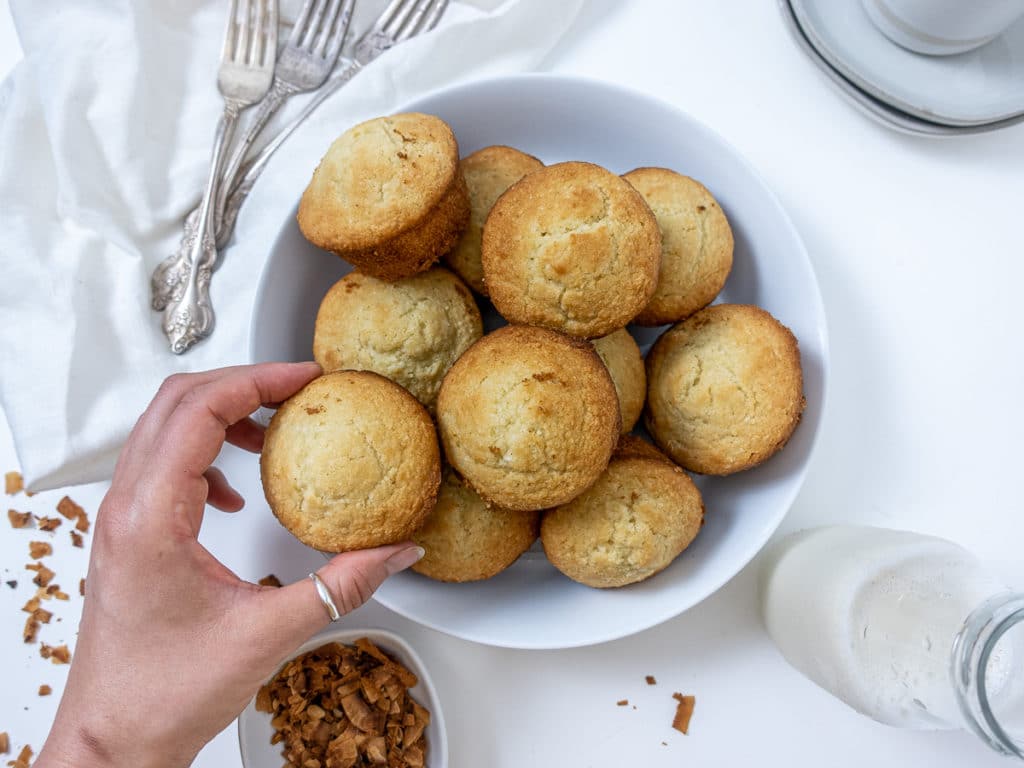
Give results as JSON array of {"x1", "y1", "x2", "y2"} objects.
[{"x1": 760, "y1": 526, "x2": 1022, "y2": 740}]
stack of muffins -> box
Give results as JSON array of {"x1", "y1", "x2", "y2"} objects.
[{"x1": 259, "y1": 112, "x2": 805, "y2": 590}]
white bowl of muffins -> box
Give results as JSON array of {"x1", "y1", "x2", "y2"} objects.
[{"x1": 250, "y1": 74, "x2": 828, "y2": 649}]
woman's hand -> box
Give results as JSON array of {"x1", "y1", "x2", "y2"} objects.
[{"x1": 37, "y1": 363, "x2": 424, "y2": 768}]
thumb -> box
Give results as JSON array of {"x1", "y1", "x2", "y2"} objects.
[{"x1": 260, "y1": 542, "x2": 424, "y2": 650}]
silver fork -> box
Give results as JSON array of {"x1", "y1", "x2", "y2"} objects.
[
  {"x1": 213, "y1": 0, "x2": 356, "y2": 234},
  {"x1": 155, "y1": 0, "x2": 277, "y2": 354},
  {"x1": 151, "y1": 0, "x2": 353, "y2": 314},
  {"x1": 216, "y1": 0, "x2": 449, "y2": 244}
]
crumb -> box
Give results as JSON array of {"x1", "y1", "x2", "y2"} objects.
[
  {"x1": 23, "y1": 615, "x2": 39, "y2": 644},
  {"x1": 632, "y1": 705, "x2": 637, "y2": 710},
  {"x1": 661, "y1": 741, "x2": 667, "y2": 746},
  {"x1": 616, "y1": 699, "x2": 628, "y2": 706},
  {"x1": 645, "y1": 675, "x2": 657, "y2": 685},
  {"x1": 7, "y1": 509, "x2": 32, "y2": 529},
  {"x1": 258, "y1": 574, "x2": 283, "y2": 588},
  {"x1": 70, "y1": 530, "x2": 83, "y2": 548},
  {"x1": 7, "y1": 744, "x2": 32, "y2": 768},
  {"x1": 75, "y1": 513, "x2": 89, "y2": 533},
  {"x1": 671, "y1": 694, "x2": 695, "y2": 735},
  {"x1": 36, "y1": 516, "x2": 61, "y2": 532},
  {"x1": 45, "y1": 585, "x2": 69, "y2": 601},
  {"x1": 79, "y1": 578, "x2": 86, "y2": 597},
  {"x1": 257, "y1": 638, "x2": 429, "y2": 768},
  {"x1": 38, "y1": 685, "x2": 51, "y2": 696},
  {"x1": 29, "y1": 541, "x2": 52, "y2": 560},
  {"x1": 5, "y1": 580, "x2": 16, "y2": 589},
  {"x1": 0, "y1": 732, "x2": 7, "y2": 753},
  {"x1": 25, "y1": 562, "x2": 55, "y2": 588},
  {"x1": 40, "y1": 643, "x2": 71, "y2": 664},
  {"x1": 5, "y1": 471, "x2": 23, "y2": 495},
  {"x1": 56, "y1": 496, "x2": 83, "y2": 521}
]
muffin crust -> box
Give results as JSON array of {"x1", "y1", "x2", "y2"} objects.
[
  {"x1": 541, "y1": 438, "x2": 704, "y2": 588},
  {"x1": 261, "y1": 371, "x2": 441, "y2": 552},
  {"x1": 313, "y1": 267, "x2": 482, "y2": 413},
  {"x1": 645, "y1": 304, "x2": 804, "y2": 475},
  {"x1": 481, "y1": 161, "x2": 661, "y2": 338},
  {"x1": 298, "y1": 113, "x2": 470, "y2": 281},
  {"x1": 592, "y1": 328, "x2": 646, "y2": 434},
  {"x1": 444, "y1": 145, "x2": 543, "y2": 295},
  {"x1": 412, "y1": 468, "x2": 539, "y2": 582},
  {"x1": 624, "y1": 167, "x2": 734, "y2": 326},
  {"x1": 436, "y1": 324, "x2": 620, "y2": 511}
]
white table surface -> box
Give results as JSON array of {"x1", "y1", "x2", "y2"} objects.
[{"x1": 2, "y1": 1, "x2": 1024, "y2": 766}]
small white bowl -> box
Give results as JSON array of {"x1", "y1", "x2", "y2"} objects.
[{"x1": 237, "y1": 627, "x2": 448, "y2": 768}]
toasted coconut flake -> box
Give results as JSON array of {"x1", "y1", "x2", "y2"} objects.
[
  {"x1": 258, "y1": 640, "x2": 429, "y2": 768},
  {"x1": 671, "y1": 694, "x2": 696, "y2": 734},
  {"x1": 70, "y1": 530, "x2": 83, "y2": 548},
  {"x1": 29, "y1": 541, "x2": 52, "y2": 560},
  {"x1": 36, "y1": 516, "x2": 61, "y2": 532},
  {"x1": 6, "y1": 744, "x2": 32, "y2": 768},
  {"x1": 40, "y1": 643, "x2": 71, "y2": 664},
  {"x1": 79, "y1": 578, "x2": 86, "y2": 597},
  {"x1": 5, "y1": 471, "x2": 23, "y2": 495},
  {"x1": 8, "y1": 509, "x2": 32, "y2": 529},
  {"x1": 25, "y1": 562, "x2": 55, "y2": 588},
  {"x1": 56, "y1": 496, "x2": 83, "y2": 521}
]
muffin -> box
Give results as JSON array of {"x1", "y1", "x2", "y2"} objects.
[
  {"x1": 645, "y1": 304, "x2": 804, "y2": 475},
  {"x1": 624, "y1": 167, "x2": 734, "y2": 326},
  {"x1": 260, "y1": 371, "x2": 441, "y2": 552},
  {"x1": 436, "y1": 325, "x2": 620, "y2": 511},
  {"x1": 481, "y1": 161, "x2": 661, "y2": 338},
  {"x1": 412, "y1": 468, "x2": 540, "y2": 582},
  {"x1": 297, "y1": 113, "x2": 470, "y2": 281},
  {"x1": 444, "y1": 145, "x2": 544, "y2": 295},
  {"x1": 591, "y1": 328, "x2": 646, "y2": 434},
  {"x1": 313, "y1": 267, "x2": 483, "y2": 413},
  {"x1": 541, "y1": 437, "x2": 704, "y2": 588}
]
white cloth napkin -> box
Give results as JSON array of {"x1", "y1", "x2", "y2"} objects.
[{"x1": 0, "y1": 0, "x2": 584, "y2": 491}]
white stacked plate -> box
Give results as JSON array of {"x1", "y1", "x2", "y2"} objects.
[{"x1": 781, "y1": 0, "x2": 1024, "y2": 136}]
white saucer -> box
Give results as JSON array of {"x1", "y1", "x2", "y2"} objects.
[{"x1": 791, "y1": 0, "x2": 1024, "y2": 126}]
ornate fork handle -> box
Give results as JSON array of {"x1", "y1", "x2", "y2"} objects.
[
  {"x1": 214, "y1": 78, "x2": 301, "y2": 227},
  {"x1": 161, "y1": 105, "x2": 241, "y2": 354}
]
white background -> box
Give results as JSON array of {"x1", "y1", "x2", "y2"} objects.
[{"x1": 2, "y1": 1, "x2": 1024, "y2": 766}]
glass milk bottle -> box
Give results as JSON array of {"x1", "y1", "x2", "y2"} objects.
[{"x1": 760, "y1": 526, "x2": 1024, "y2": 758}]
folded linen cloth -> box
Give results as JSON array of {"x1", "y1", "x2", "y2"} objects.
[{"x1": 0, "y1": 0, "x2": 584, "y2": 490}]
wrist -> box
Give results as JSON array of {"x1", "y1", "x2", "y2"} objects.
[{"x1": 38, "y1": 716, "x2": 194, "y2": 768}]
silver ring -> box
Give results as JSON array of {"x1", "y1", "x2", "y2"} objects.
[{"x1": 308, "y1": 572, "x2": 341, "y2": 622}]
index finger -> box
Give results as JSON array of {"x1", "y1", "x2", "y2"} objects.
[{"x1": 156, "y1": 362, "x2": 321, "y2": 478}]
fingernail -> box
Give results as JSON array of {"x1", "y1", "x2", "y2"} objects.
[{"x1": 386, "y1": 546, "x2": 425, "y2": 575}]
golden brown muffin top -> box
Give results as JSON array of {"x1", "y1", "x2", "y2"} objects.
[
  {"x1": 298, "y1": 113, "x2": 460, "y2": 252},
  {"x1": 591, "y1": 328, "x2": 647, "y2": 434},
  {"x1": 624, "y1": 167, "x2": 734, "y2": 326},
  {"x1": 645, "y1": 303, "x2": 804, "y2": 475},
  {"x1": 436, "y1": 324, "x2": 620, "y2": 511},
  {"x1": 412, "y1": 468, "x2": 539, "y2": 583},
  {"x1": 445, "y1": 145, "x2": 544, "y2": 296},
  {"x1": 481, "y1": 161, "x2": 661, "y2": 338},
  {"x1": 541, "y1": 450, "x2": 704, "y2": 589},
  {"x1": 260, "y1": 370, "x2": 441, "y2": 552},
  {"x1": 313, "y1": 268, "x2": 482, "y2": 413}
]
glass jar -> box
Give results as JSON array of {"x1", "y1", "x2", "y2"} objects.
[{"x1": 760, "y1": 526, "x2": 1023, "y2": 757}]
